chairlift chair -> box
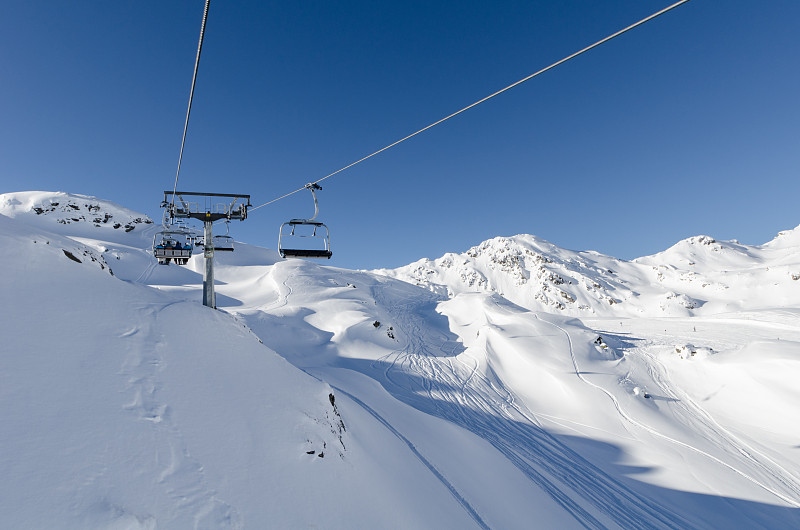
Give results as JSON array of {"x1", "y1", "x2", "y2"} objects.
[
  {"x1": 212, "y1": 235, "x2": 234, "y2": 251},
  {"x1": 212, "y1": 221, "x2": 234, "y2": 251},
  {"x1": 278, "y1": 183, "x2": 333, "y2": 259},
  {"x1": 153, "y1": 229, "x2": 194, "y2": 265},
  {"x1": 279, "y1": 221, "x2": 332, "y2": 259}
]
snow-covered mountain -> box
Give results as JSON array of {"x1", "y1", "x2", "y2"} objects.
[
  {"x1": 0, "y1": 190, "x2": 154, "y2": 240},
  {"x1": 377, "y1": 229, "x2": 800, "y2": 317},
  {"x1": 2, "y1": 191, "x2": 800, "y2": 529}
]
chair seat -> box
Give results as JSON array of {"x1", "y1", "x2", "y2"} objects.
[{"x1": 280, "y1": 248, "x2": 332, "y2": 259}]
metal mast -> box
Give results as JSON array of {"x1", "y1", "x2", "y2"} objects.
[
  {"x1": 202, "y1": 217, "x2": 215, "y2": 307},
  {"x1": 162, "y1": 191, "x2": 250, "y2": 309}
]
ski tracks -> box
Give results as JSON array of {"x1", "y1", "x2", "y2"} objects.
[
  {"x1": 639, "y1": 345, "x2": 800, "y2": 507},
  {"x1": 331, "y1": 385, "x2": 491, "y2": 530},
  {"x1": 134, "y1": 257, "x2": 158, "y2": 284},
  {"x1": 371, "y1": 285, "x2": 690, "y2": 529},
  {"x1": 545, "y1": 315, "x2": 800, "y2": 510},
  {"x1": 119, "y1": 302, "x2": 243, "y2": 528}
]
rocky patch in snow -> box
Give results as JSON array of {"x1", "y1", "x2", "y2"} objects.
[
  {"x1": 0, "y1": 191, "x2": 153, "y2": 236},
  {"x1": 674, "y1": 343, "x2": 713, "y2": 360}
]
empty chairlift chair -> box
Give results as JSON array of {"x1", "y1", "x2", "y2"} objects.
[
  {"x1": 213, "y1": 235, "x2": 234, "y2": 251},
  {"x1": 278, "y1": 183, "x2": 333, "y2": 259},
  {"x1": 212, "y1": 221, "x2": 234, "y2": 252}
]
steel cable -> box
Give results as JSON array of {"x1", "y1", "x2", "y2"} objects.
[
  {"x1": 170, "y1": 0, "x2": 211, "y2": 211},
  {"x1": 250, "y1": 0, "x2": 691, "y2": 213}
]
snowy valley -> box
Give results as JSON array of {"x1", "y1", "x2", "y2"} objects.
[{"x1": 1, "y1": 191, "x2": 799, "y2": 529}]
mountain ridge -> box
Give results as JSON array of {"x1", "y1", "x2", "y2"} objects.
[{"x1": 376, "y1": 227, "x2": 800, "y2": 317}]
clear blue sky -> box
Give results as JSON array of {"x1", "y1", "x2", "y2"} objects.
[{"x1": 2, "y1": 1, "x2": 799, "y2": 270}]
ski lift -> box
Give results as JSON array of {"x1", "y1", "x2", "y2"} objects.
[
  {"x1": 278, "y1": 183, "x2": 332, "y2": 259},
  {"x1": 194, "y1": 223, "x2": 234, "y2": 251},
  {"x1": 153, "y1": 229, "x2": 194, "y2": 265},
  {"x1": 212, "y1": 236, "x2": 233, "y2": 251},
  {"x1": 213, "y1": 221, "x2": 234, "y2": 252}
]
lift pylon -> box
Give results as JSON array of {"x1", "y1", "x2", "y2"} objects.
[{"x1": 161, "y1": 191, "x2": 251, "y2": 309}]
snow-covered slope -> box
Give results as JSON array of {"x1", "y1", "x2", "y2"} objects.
[
  {"x1": 3, "y1": 191, "x2": 800, "y2": 529},
  {"x1": 0, "y1": 193, "x2": 520, "y2": 529}
]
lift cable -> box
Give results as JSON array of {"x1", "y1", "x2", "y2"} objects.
[
  {"x1": 170, "y1": 0, "x2": 212, "y2": 212},
  {"x1": 250, "y1": 0, "x2": 691, "y2": 213}
]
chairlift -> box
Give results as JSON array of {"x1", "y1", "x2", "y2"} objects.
[
  {"x1": 278, "y1": 183, "x2": 332, "y2": 259},
  {"x1": 153, "y1": 229, "x2": 194, "y2": 265},
  {"x1": 191, "y1": 224, "x2": 234, "y2": 251},
  {"x1": 212, "y1": 235, "x2": 233, "y2": 251},
  {"x1": 213, "y1": 221, "x2": 234, "y2": 252}
]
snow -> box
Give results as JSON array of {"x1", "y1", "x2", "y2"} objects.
[
  {"x1": 379, "y1": 227, "x2": 800, "y2": 317},
  {"x1": 2, "y1": 190, "x2": 800, "y2": 528}
]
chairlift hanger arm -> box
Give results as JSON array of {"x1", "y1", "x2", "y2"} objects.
[{"x1": 305, "y1": 183, "x2": 320, "y2": 222}]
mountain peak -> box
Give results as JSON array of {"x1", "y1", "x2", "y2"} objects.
[
  {"x1": 766, "y1": 223, "x2": 800, "y2": 249},
  {"x1": 380, "y1": 227, "x2": 800, "y2": 316},
  {"x1": 0, "y1": 191, "x2": 153, "y2": 239}
]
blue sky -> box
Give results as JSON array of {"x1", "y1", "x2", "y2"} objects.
[{"x1": 2, "y1": 1, "x2": 798, "y2": 270}]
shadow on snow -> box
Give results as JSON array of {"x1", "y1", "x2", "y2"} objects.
[{"x1": 332, "y1": 355, "x2": 800, "y2": 530}]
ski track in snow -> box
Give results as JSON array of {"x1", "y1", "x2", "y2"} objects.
[
  {"x1": 330, "y1": 385, "x2": 491, "y2": 530},
  {"x1": 257, "y1": 269, "x2": 490, "y2": 529},
  {"x1": 582, "y1": 320, "x2": 800, "y2": 508},
  {"x1": 134, "y1": 255, "x2": 158, "y2": 284},
  {"x1": 367, "y1": 282, "x2": 691, "y2": 530},
  {"x1": 120, "y1": 301, "x2": 243, "y2": 529},
  {"x1": 639, "y1": 350, "x2": 800, "y2": 506}
]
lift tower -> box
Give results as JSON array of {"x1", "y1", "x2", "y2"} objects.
[{"x1": 162, "y1": 191, "x2": 250, "y2": 308}]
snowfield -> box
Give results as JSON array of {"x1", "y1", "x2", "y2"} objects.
[{"x1": 1, "y1": 191, "x2": 799, "y2": 529}]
